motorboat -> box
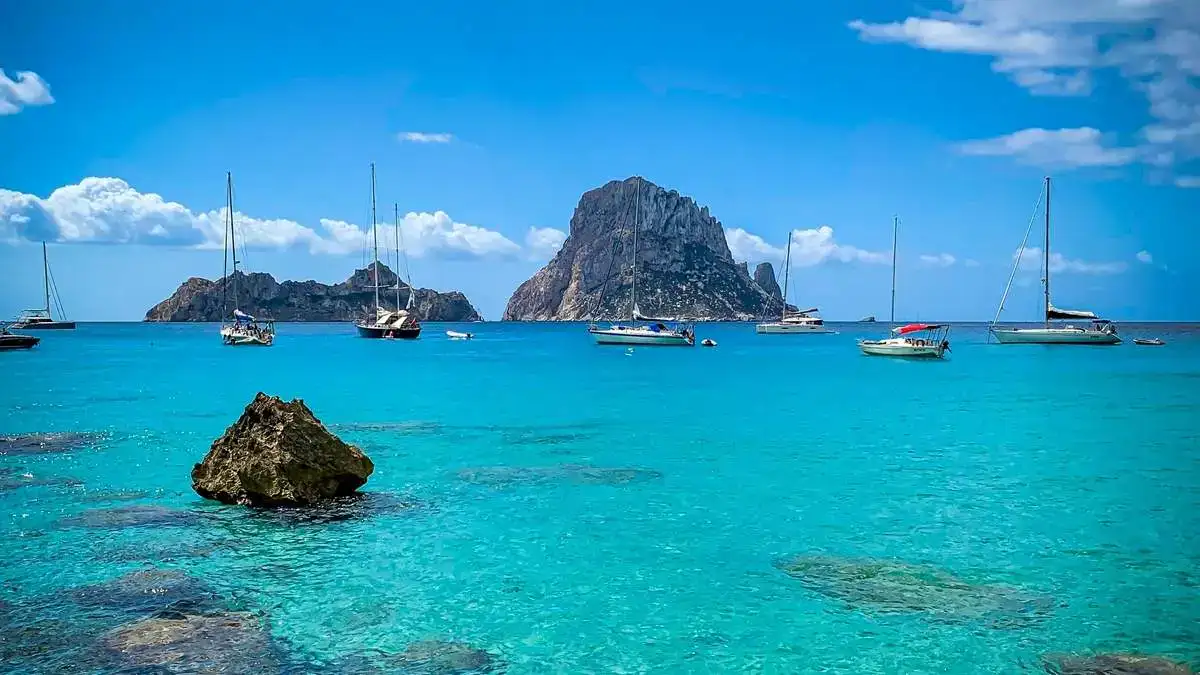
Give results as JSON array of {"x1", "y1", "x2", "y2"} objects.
[
  {"x1": 990, "y1": 177, "x2": 1120, "y2": 345},
  {"x1": 217, "y1": 173, "x2": 275, "y2": 347},
  {"x1": 859, "y1": 323, "x2": 950, "y2": 358},
  {"x1": 11, "y1": 243, "x2": 75, "y2": 330},
  {"x1": 1134, "y1": 337, "x2": 1165, "y2": 346},
  {"x1": 356, "y1": 165, "x2": 421, "y2": 340},
  {"x1": 0, "y1": 325, "x2": 40, "y2": 350},
  {"x1": 446, "y1": 330, "x2": 473, "y2": 340}
]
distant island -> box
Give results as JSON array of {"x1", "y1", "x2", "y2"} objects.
[
  {"x1": 504, "y1": 176, "x2": 788, "y2": 321},
  {"x1": 145, "y1": 263, "x2": 481, "y2": 322}
]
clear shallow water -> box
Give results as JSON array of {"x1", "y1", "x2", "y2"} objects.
[{"x1": 2, "y1": 322, "x2": 1198, "y2": 673}]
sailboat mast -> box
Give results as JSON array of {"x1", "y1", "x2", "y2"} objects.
[
  {"x1": 228, "y1": 172, "x2": 239, "y2": 313},
  {"x1": 1043, "y1": 175, "x2": 1051, "y2": 328},
  {"x1": 371, "y1": 163, "x2": 379, "y2": 312},
  {"x1": 42, "y1": 241, "x2": 50, "y2": 315},
  {"x1": 890, "y1": 215, "x2": 898, "y2": 329},
  {"x1": 393, "y1": 203, "x2": 401, "y2": 311},
  {"x1": 222, "y1": 174, "x2": 230, "y2": 320},
  {"x1": 780, "y1": 231, "x2": 792, "y2": 320},
  {"x1": 631, "y1": 177, "x2": 640, "y2": 320}
]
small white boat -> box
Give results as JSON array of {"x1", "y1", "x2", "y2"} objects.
[
  {"x1": 446, "y1": 330, "x2": 473, "y2": 340},
  {"x1": 756, "y1": 232, "x2": 830, "y2": 335},
  {"x1": 218, "y1": 173, "x2": 275, "y2": 347},
  {"x1": 1134, "y1": 337, "x2": 1165, "y2": 346},
  {"x1": 700, "y1": 338, "x2": 717, "y2": 347},
  {"x1": 859, "y1": 323, "x2": 950, "y2": 358}
]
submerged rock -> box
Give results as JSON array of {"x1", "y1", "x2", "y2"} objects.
[
  {"x1": 384, "y1": 640, "x2": 503, "y2": 674},
  {"x1": 0, "y1": 432, "x2": 105, "y2": 457},
  {"x1": 457, "y1": 464, "x2": 662, "y2": 488},
  {"x1": 191, "y1": 392, "x2": 374, "y2": 507},
  {"x1": 102, "y1": 611, "x2": 281, "y2": 674},
  {"x1": 58, "y1": 505, "x2": 202, "y2": 529},
  {"x1": 1042, "y1": 653, "x2": 1194, "y2": 675},
  {"x1": 0, "y1": 471, "x2": 83, "y2": 493},
  {"x1": 70, "y1": 568, "x2": 218, "y2": 616},
  {"x1": 243, "y1": 491, "x2": 418, "y2": 525},
  {"x1": 775, "y1": 555, "x2": 1054, "y2": 628}
]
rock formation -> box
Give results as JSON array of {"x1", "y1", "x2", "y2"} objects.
[
  {"x1": 502, "y1": 176, "x2": 786, "y2": 321},
  {"x1": 754, "y1": 262, "x2": 783, "y2": 303},
  {"x1": 145, "y1": 263, "x2": 481, "y2": 322},
  {"x1": 1041, "y1": 653, "x2": 1194, "y2": 674},
  {"x1": 191, "y1": 393, "x2": 373, "y2": 507}
]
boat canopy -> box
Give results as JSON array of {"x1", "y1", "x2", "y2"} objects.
[
  {"x1": 1047, "y1": 305, "x2": 1098, "y2": 320},
  {"x1": 632, "y1": 304, "x2": 678, "y2": 322},
  {"x1": 233, "y1": 309, "x2": 255, "y2": 322},
  {"x1": 893, "y1": 323, "x2": 944, "y2": 335}
]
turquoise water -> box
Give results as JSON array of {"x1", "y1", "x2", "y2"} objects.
[{"x1": 2, "y1": 322, "x2": 1198, "y2": 673}]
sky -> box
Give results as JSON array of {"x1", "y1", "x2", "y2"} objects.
[{"x1": 2, "y1": 0, "x2": 1198, "y2": 321}]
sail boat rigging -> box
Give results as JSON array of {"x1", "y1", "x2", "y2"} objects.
[
  {"x1": 990, "y1": 177, "x2": 1120, "y2": 345},
  {"x1": 857, "y1": 215, "x2": 950, "y2": 358},
  {"x1": 219, "y1": 172, "x2": 274, "y2": 346},
  {"x1": 355, "y1": 164, "x2": 421, "y2": 339},
  {"x1": 587, "y1": 177, "x2": 694, "y2": 346},
  {"x1": 12, "y1": 242, "x2": 75, "y2": 330},
  {"x1": 755, "y1": 230, "x2": 830, "y2": 334}
]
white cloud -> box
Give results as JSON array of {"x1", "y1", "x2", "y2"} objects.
[
  {"x1": 0, "y1": 69, "x2": 54, "y2": 116},
  {"x1": 1136, "y1": 250, "x2": 1154, "y2": 263},
  {"x1": 850, "y1": 1, "x2": 1200, "y2": 170},
  {"x1": 524, "y1": 226, "x2": 567, "y2": 260},
  {"x1": 1175, "y1": 175, "x2": 1200, "y2": 187},
  {"x1": 1016, "y1": 246, "x2": 1128, "y2": 275},
  {"x1": 0, "y1": 177, "x2": 526, "y2": 259},
  {"x1": 957, "y1": 127, "x2": 1139, "y2": 168},
  {"x1": 398, "y1": 132, "x2": 454, "y2": 144},
  {"x1": 919, "y1": 253, "x2": 957, "y2": 267},
  {"x1": 725, "y1": 226, "x2": 888, "y2": 267}
]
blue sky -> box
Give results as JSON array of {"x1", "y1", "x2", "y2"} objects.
[{"x1": 2, "y1": 0, "x2": 1198, "y2": 321}]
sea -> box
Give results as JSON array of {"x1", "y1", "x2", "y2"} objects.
[{"x1": 1, "y1": 321, "x2": 1197, "y2": 674}]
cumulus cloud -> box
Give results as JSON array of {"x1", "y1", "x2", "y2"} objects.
[
  {"x1": 1136, "y1": 250, "x2": 1154, "y2": 264},
  {"x1": 725, "y1": 226, "x2": 888, "y2": 267},
  {"x1": 0, "y1": 69, "x2": 54, "y2": 115},
  {"x1": 850, "y1": 1, "x2": 1200, "y2": 170},
  {"x1": 956, "y1": 127, "x2": 1139, "y2": 168},
  {"x1": 398, "y1": 132, "x2": 454, "y2": 144},
  {"x1": 1016, "y1": 246, "x2": 1128, "y2": 275},
  {"x1": 919, "y1": 253, "x2": 957, "y2": 267},
  {"x1": 0, "y1": 177, "x2": 525, "y2": 259},
  {"x1": 524, "y1": 227, "x2": 567, "y2": 260}
]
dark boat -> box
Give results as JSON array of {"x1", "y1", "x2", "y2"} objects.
[
  {"x1": 0, "y1": 326, "x2": 40, "y2": 350},
  {"x1": 11, "y1": 243, "x2": 75, "y2": 330},
  {"x1": 355, "y1": 164, "x2": 421, "y2": 340},
  {"x1": 1133, "y1": 338, "x2": 1165, "y2": 346}
]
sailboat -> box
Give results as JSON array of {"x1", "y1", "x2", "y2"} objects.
[
  {"x1": 755, "y1": 231, "x2": 830, "y2": 334},
  {"x1": 857, "y1": 216, "x2": 950, "y2": 358},
  {"x1": 12, "y1": 243, "x2": 76, "y2": 330},
  {"x1": 355, "y1": 165, "x2": 421, "y2": 339},
  {"x1": 587, "y1": 177, "x2": 694, "y2": 346},
  {"x1": 990, "y1": 177, "x2": 1120, "y2": 345},
  {"x1": 218, "y1": 172, "x2": 274, "y2": 347}
]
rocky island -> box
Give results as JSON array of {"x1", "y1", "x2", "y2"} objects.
[
  {"x1": 503, "y1": 176, "x2": 787, "y2": 321},
  {"x1": 145, "y1": 263, "x2": 481, "y2": 322}
]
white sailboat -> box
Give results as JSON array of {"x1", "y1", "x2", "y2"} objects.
[
  {"x1": 12, "y1": 242, "x2": 75, "y2": 330},
  {"x1": 588, "y1": 177, "x2": 694, "y2": 347},
  {"x1": 858, "y1": 216, "x2": 950, "y2": 358},
  {"x1": 355, "y1": 164, "x2": 421, "y2": 339},
  {"x1": 990, "y1": 177, "x2": 1120, "y2": 345},
  {"x1": 219, "y1": 172, "x2": 275, "y2": 347},
  {"x1": 756, "y1": 231, "x2": 830, "y2": 334}
]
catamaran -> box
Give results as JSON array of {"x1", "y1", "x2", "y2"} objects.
[
  {"x1": 756, "y1": 231, "x2": 830, "y2": 334},
  {"x1": 218, "y1": 172, "x2": 275, "y2": 347},
  {"x1": 990, "y1": 177, "x2": 1120, "y2": 345},
  {"x1": 858, "y1": 216, "x2": 950, "y2": 358},
  {"x1": 588, "y1": 178, "x2": 694, "y2": 346},
  {"x1": 356, "y1": 165, "x2": 421, "y2": 339},
  {"x1": 12, "y1": 243, "x2": 75, "y2": 330}
]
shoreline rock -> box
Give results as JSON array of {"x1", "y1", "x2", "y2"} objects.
[{"x1": 191, "y1": 393, "x2": 373, "y2": 507}]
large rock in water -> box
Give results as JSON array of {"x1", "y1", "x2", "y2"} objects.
[
  {"x1": 754, "y1": 262, "x2": 783, "y2": 302},
  {"x1": 144, "y1": 262, "x2": 481, "y2": 322},
  {"x1": 191, "y1": 393, "x2": 373, "y2": 506},
  {"x1": 502, "y1": 176, "x2": 785, "y2": 321}
]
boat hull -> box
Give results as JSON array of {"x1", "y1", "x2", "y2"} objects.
[
  {"x1": 991, "y1": 328, "x2": 1121, "y2": 345},
  {"x1": 858, "y1": 339, "x2": 945, "y2": 358},
  {"x1": 220, "y1": 325, "x2": 274, "y2": 347},
  {"x1": 12, "y1": 321, "x2": 75, "y2": 330},
  {"x1": 589, "y1": 327, "x2": 693, "y2": 346},
  {"x1": 356, "y1": 323, "x2": 421, "y2": 339},
  {"x1": 0, "y1": 335, "x2": 40, "y2": 350},
  {"x1": 755, "y1": 322, "x2": 831, "y2": 334}
]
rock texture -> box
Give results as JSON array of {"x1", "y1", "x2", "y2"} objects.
[
  {"x1": 754, "y1": 262, "x2": 783, "y2": 303},
  {"x1": 1042, "y1": 653, "x2": 1194, "y2": 674},
  {"x1": 191, "y1": 393, "x2": 373, "y2": 507},
  {"x1": 102, "y1": 612, "x2": 280, "y2": 674},
  {"x1": 145, "y1": 263, "x2": 481, "y2": 322},
  {"x1": 502, "y1": 176, "x2": 785, "y2": 321}
]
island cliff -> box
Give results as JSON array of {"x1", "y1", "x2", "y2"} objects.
[
  {"x1": 145, "y1": 263, "x2": 481, "y2": 322},
  {"x1": 503, "y1": 177, "x2": 784, "y2": 321}
]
